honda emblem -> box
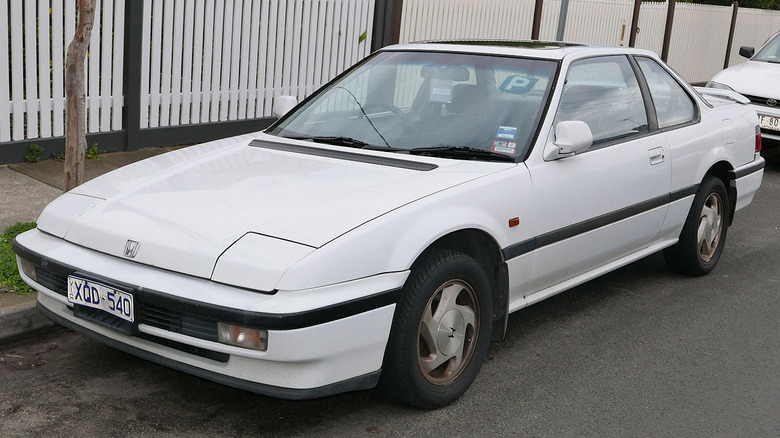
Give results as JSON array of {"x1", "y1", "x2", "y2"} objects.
[{"x1": 124, "y1": 240, "x2": 140, "y2": 258}]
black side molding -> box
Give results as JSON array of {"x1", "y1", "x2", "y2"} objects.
[
  {"x1": 250, "y1": 139, "x2": 438, "y2": 171},
  {"x1": 732, "y1": 160, "x2": 765, "y2": 179},
  {"x1": 502, "y1": 185, "x2": 698, "y2": 260}
]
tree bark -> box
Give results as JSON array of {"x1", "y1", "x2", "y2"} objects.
[{"x1": 63, "y1": 0, "x2": 96, "y2": 192}]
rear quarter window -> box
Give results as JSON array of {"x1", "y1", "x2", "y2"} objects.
[{"x1": 636, "y1": 57, "x2": 696, "y2": 129}]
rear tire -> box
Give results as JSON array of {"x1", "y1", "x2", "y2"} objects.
[
  {"x1": 663, "y1": 176, "x2": 729, "y2": 275},
  {"x1": 379, "y1": 250, "x2": 492, "y2": 409}
]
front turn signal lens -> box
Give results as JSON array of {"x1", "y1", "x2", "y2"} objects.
[
  {"x1": 19, "y1": 257, "x2": 37, "y2": 282},
  {"x1": 218, "y1": 322, "x2": 268, "y2": 351}
]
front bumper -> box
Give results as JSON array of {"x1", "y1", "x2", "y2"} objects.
[
  {"x1": 14, "y1": 229, "x2": 408, "y2": 399},
  {"x1": 748, "y1": 102, "x2": 780, "y2": 142}
]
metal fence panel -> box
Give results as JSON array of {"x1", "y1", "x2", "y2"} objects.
[
  {"x1": 667, "y1": 3, "x2": 733, "y2": 83},
  {"x1": 729, "y1": 8, "x2": 780, "y2": 68},
  {"x1": 399, "y1": 0, "x2": 536, "y2": 42},
  {"x1": 634, "y1": 2, "x2": 666, "y2": 56},
  {"x1": 398, "y1": 0, "x2": 780, "y2": 84}
]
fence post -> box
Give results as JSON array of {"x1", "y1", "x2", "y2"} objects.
[
  {"x1": 628, "y1": 0, "x2": 641, "y2": 48},
  {"x1": 661, "y1": 0, "x2": 676, "y2": 62},
  {"x1": 724, "y1": 2, "x2": 739, "y2": 69},
  {"x1": 531, "y1": 0, "x2": 543, "y2": 40},
  {"x1": 371, "y1": 0, "x2": 403, "y2": 52},
  {"x1": 556, "y1": 0, "x2": 570, "y2": 41},
  {"x1": 123, "y1": 0, "x2": 144, "y2": 151},
  {"x1": 390, "y1": 0, "x2": 404, "y2": 45}
]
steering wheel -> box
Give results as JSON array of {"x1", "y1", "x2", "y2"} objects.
[{"x1": 362, "y1": 103, "x2": 417, "y2": 133}]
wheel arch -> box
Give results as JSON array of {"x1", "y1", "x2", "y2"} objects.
[
  {"x1": 704, "y1": 160, "x2": 736, "y2": 226},
  {"x1": 410, "y1": 228, "x2": 509, "y2": 342}
]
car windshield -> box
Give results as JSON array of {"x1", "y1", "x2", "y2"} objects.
[
  {"x1": 753, "y1": 33, "x2": 780, "y2": 63},
  {"x1": 269, "y1": 51, "x2": 558, "y2": 161}
]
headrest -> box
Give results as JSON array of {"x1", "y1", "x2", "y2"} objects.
[
  {"x1": 420, "y1": 65, "x2": 470, "y2": 81},
  {"x1": 446, "y1": 84, "x2": 489, "y2": 113}
]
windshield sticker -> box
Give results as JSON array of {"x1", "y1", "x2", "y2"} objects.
[
  {"x1": 491, "y1": 140, "x2": 517, "y2": 154},
  {"x1": 499, "y1": 75, "x2": 538, "y2": 95},
  {"x1": 430, "y1": 78, "x2": 453, "y2": 103},
  {"x1": 496, "y1": 126, "x2": 517, "y2": 139}
]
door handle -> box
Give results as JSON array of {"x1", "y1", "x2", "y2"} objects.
[{"x1": 648, "y1": 147, "x2": 665, "y2": 165}]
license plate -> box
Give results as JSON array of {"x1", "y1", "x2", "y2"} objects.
[
  {"x1": 758, "y1": 114, "x2": 780, "y2": 132},
  {"x1": 67, "y1": 276, "x2": 134, "y2": 322}
]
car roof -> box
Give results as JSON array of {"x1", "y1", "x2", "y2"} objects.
[{"x1": 381, "y1": 40, "x2": 655, "y2": 60}]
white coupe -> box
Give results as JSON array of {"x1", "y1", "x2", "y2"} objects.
[{"x1": 15, "y1": 41, "x2": 765, "y2": 408}]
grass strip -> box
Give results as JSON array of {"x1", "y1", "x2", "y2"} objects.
[{"x1": 0, "y1": 222, "x2": 37, "y2": 295}]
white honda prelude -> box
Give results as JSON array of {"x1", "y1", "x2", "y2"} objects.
[{"x1": 15, "y1": 41, "x2": 764, "y2": 408}]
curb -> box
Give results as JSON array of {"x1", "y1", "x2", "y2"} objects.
[{"x1": 0, "y1": 300, "x2": 55, "y2": 343}]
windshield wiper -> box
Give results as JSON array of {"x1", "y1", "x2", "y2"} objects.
[
  {"x1": 285, "y1": 135, "x2": 404, "y2": 152},
  {"x1": 409, "y1": 146, "x2": 516, "y2": 162},
  {"x1": 287, "y1": 135, "x2": 368, "y2": 148}
]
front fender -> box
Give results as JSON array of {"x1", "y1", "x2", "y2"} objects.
[{"x1": 275, "y1": 166, "x2": 534, "y2": 291}]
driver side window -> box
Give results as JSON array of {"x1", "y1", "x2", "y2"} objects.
[{"x1": 555, "y1": 55, "x2": 649, "y2": 146}]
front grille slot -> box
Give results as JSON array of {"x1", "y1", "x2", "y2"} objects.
[
  {"x1": 139, "y1": 305, "x2": 181, "y2": 331},
  {"x1": 139, "y1": 304, "x2": 219, "y2": 342},
  {"x1": 743, "y1": 94, "x2": 778, "y2": 108},
  {"x1": 182, "y1": 316, "x2": 220, "y2": 342},
  {"x1": 35, "y1": 267, "x2": 68, "y2": 296}
]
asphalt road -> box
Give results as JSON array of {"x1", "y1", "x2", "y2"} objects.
[{"x1": 2, "y1": 149, "x2": 779, "y2": 438}]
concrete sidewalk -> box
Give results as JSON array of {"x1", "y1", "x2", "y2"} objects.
[{"x1": 0, "y1": 147, "x2": 181, "y2": 343}]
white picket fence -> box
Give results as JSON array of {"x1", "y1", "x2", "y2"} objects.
[
  {"x1": 1, "y1": 0, "x2": 126, "y2": 143},
  {"x1": 0, "y1": 0, "x2": 374, "y2": 143},
  {"x1": 139, "y1": 0, "x2": 375, "y2": 129},
  {"x1": 399, "y1": 0, "x2": 780, "y2": 84},
  {"x1": 731, "y1": 6, "x2": 780, "y2": 65}
]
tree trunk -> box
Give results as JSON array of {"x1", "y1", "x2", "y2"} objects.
[{"x1": 63, "y1": 0, "x2": 96, "y2": 192}]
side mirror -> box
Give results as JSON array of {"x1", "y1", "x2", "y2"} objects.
[
  {"x1": 272, "y1": 95, "x2": 298, "y2": 118},
  {"x1": 739, "y1": 46, "x2": 755, "y2": 59},
  {"x1": 544, "y1": 120, "x2": 593, "y2": 160}
]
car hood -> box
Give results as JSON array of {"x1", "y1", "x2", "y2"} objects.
[
  {"x1": 712, "y1": 61, "x2": 780, "y2": 99},
  {"x1": 41, "y1": 133, "x2": 514, "y2": 279}
]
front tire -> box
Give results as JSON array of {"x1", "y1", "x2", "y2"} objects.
[
  {"x1": 663, "y1": 176, "x2": 729, "y2": 275},
  {"x1": 379, "y1": 250, "x2": 493, "y2": 409}
]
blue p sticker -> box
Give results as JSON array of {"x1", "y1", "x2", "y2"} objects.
[
  {"x1": 499, "y1": 75, "x2": 538, "y2": 95},
  {"x1": 496, "y1": 126, "x2": 517, "y2": 139}
]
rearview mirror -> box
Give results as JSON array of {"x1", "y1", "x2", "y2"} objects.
[
  {"x1": 544, "y1": 120, "x2": 593, "y2": 160},
  {"x1": 273, "y1": 95, "x2": 298, "y2": 118},
  {"x1": 739, "y1": 46, "x2": 755, "y2": 59}
]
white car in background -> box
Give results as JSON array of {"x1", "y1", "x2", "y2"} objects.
[
  {"x1": 15, "y1": 41, "x2": 764, "y2": 408},
  {"x1": 708, "y1": 31, "x2": 780, "y2": 142}
]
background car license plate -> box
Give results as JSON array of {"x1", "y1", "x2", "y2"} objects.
[
  {"x1": 67, "y1": 276, "x2": 134, "y2": 322},
  {"x1": 759, "y1": 114, "x2": 780, "y2": 132}
]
